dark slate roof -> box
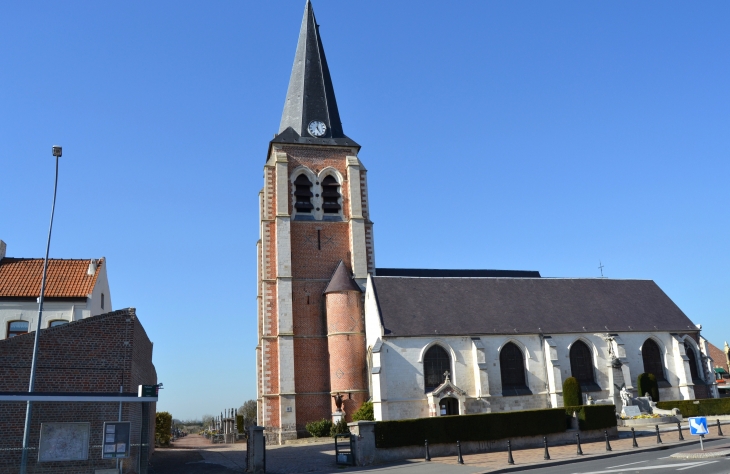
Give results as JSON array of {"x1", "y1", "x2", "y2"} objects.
[
  {"x1": 325, "y1": 261, "x2": 362, "y2": 294},
  {"x1": 376, "y1": 268, "x2": 541, "y2": 278},
  {"x1": 274, "y1": 1, "x2": 358, "y2": 148},
  {"x1": 371, "y1": 277, "x2": 697, "y2": 336}
]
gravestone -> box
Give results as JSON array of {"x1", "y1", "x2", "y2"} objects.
[{"x1": 621, "y1": 406, "x2": 641, "y2": 418}]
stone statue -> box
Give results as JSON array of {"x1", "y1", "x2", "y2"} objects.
[
  {"x1": 332, "y1": 393, "x2": 344, "y2": 413},
  {"x1": 620, "y1": 386, "x2": 632, "y2": 406},
  {"x1": 725, "y1": 341, "x2": 730, "y2": 370}
]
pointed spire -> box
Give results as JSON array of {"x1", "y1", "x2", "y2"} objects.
[
  {"x1": 273, "y1": 1, "x2": 358, "y2": 147},
  {"x1": 324, "y1": 261, "x2": 362, "y2": 294}
]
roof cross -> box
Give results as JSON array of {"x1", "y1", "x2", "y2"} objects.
[{"x1": 598, "y1": 260, "x2": 605, "y2": 277}]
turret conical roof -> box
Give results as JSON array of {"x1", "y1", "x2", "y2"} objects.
[
  {"x1": 272, "y1": 1, "x2": 358, "y2": 148},
  {"x1": 324, "y1": 261, "x2": 362, "y2": 294}
]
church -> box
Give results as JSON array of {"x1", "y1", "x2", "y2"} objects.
[{"x1": 255, "y1": 1, "x2": 719, "y2": 444}]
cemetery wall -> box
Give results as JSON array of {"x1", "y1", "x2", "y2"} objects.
[{"x1": 0, "y1": 308, "x2": 157, "y2": 473}]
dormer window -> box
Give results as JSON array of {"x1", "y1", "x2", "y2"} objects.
[
  {"x1": 293, "y1": 174, "x2": 314, "y2": 213},
  {"x1": 320, "y1": 175, "x2": 341, "y2": 214}
]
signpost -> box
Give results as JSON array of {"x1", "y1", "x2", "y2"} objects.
[{"x1": 688, "y1": 416, "x2": 708, "y2": 450}]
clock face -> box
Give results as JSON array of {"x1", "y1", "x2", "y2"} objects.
[{"x1": 308, "y1": 120, "x2": 327, "y2": 137}]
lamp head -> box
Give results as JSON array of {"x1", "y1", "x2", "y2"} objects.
[{"x1": 52, "y1": 145, "x2": 62, "y2": 157}]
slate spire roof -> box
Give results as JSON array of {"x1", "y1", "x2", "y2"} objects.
[
  {"x1": 272, "y1": 1, "x2": 358, "y2": 148},
  {"x1": 324, "y1": 261, "x2": 362, "y2": 294}
]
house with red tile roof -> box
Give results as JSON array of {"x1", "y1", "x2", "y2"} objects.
[{"x1": 0, "y1": 240, "x2": 112, "y2": 339}]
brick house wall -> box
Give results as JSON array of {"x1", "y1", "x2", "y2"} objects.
[{"x1": 0, "y1": 307, "x2": 157, "y2": 473}]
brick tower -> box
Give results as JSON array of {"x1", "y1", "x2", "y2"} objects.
[{"x1": 256, "y1": 1, "x2": 374, "y2": 444}]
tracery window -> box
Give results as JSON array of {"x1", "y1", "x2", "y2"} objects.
[
  {"x1": 641, "y1": 339, "x2": 667, "y2": 382},
  {"x1": 293, "y1": 174, "x2": 314, "y2": 214},
  {"x1": 500, "y1": 342, "x2": 531, "y2": 396},
  {"x1": 570, "y1": 341, "x2": 599, "y2": 391},
  {"x1": 423, "y1": 345, "x2": 450, "y2": 393},
  {"x1": 320, "y1": 175, "x2": 341, "y2": 214},
  {"x1": 684, "y1": 343, "x2": 702, "y2": 382},
  {"x1": 7, "y1": 321, "x2": 29, "y2": 338}
]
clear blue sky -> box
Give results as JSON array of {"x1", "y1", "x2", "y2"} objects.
[{"x1": 1, "y1": 1, "x2": 728, "y2": 420}]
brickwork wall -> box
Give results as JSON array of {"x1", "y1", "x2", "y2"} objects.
[{"x1": 0, "y1": 308, "x2": 156, "y2": 473}]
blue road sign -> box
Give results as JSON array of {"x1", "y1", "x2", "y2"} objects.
[{"x1": 688, "y1": 417, "x2": 708, "y2": 435}]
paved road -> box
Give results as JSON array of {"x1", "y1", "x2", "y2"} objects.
[{"x1": 528, "y1": 441, "x2": 730, "y2": 474}]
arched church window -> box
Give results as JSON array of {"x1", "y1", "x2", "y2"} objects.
[
  {"x1": 500, "y1": 342, "x2": 531, "y2": 396},
  {"x1": 641, "y1": 339, "x2": 667, "y2": 382},
  {"x1": 320, "y1": 175, "x2": 341, "y2": 214},
  {"x1": 293, "y1": 174, "x2": 314, "y2": 213},
  {"x1": 684, "y1": 343, "x2": 702, "y2": 382},
  {"x1": 423, "y1": 345, "x2": 450, "y2": 393},
  {"x1": 570, "y1": 341, "x2": 598, "y2": 391}
]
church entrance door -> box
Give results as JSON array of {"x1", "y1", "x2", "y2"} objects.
[{"x1": 439, "y1": 397, "x2": 459, "y2": 416}]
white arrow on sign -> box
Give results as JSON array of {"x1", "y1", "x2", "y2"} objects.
[{"x1": 689, "y1": 418, "x2": 708, "y2": 435}]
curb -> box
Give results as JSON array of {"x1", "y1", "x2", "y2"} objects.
[{"x1": 479, "y1": 438, "x2": 725, "y2": 474}]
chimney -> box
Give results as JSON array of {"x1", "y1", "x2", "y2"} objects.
[
  {"x1": 0, "y1": 240, "x2": 6, "y2": 260},
  {"x1": 87, "y1": 259, "x2": 98, "y2": 276}
]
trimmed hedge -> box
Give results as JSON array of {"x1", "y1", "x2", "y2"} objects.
[
  {"x1": 656, "y1": 398, "x2": 730, "y2": 417},
  {"x1": 236, "y1": 414, "x2": 243, "y2": 433},
  {"x1": 565, "y1": 405, "x2": 617, "y2": 431},
  {"x1": 374, "y1": 408, "x2": 566, "y2": 449},
  {"x1": 562, "y1": 377, "x2": 583, "y2": 408}
]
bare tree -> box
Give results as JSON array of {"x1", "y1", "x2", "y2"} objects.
[{"x1": 238, "y1": 400, "x2": 257, "y2": 429}]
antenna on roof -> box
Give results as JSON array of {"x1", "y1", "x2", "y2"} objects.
[{"x1": 598, "y1": 260, "x2": 605, "y2": 278}]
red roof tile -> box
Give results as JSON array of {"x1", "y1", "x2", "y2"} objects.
[{"x1": 0, "y1": 258, "x2": 103, "y2": 298}]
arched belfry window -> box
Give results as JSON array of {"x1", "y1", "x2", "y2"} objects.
[
  {"x1": 569, "y1": 341, "x2": 600, "y2": 392},
  {"x1": 641, "y1": 339, "x2": 667, "y2": 384},
  {"x1": 423, "y1": 345, "x2": 450, "y2": 393},
  {"x1": 320, "y1": 175, "x2": 341, "y2": 214},
  {"x1": 293, "y1": 174, "x2": 314, "y2": 214},
  {"x1": 500, "y1": 342, "x2": 531, "y2": 396},
  {"x1": 684, "y1": 343, "x2": 702, "y2": 383}
]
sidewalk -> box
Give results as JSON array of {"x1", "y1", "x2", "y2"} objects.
[{"x1": 430, "y1": 429, "x2": 728, "y2": 472}]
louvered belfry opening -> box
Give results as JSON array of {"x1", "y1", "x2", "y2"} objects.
[
  {"x1": 293, "y1": 174, "x2": 314, "y2": 213},
  {"x1": 641, "y1": 339, "x2": 667, "y2": 382},
  {"x1": 320, "y1": 175, "x2": 341, "y2": 213}
]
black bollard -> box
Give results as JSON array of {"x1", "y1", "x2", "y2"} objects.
[
  {"x1": 457, "y1": 440, "x2": 464, "y2": 464},
  {"x1": 507, "y1": 440, "x2": 515, "y2": 465},
  {"x1": 655, "y1": 425, "x2": 662, "y2": 444},
  {"x1": 543, "y1": 436, "x2": 550, "y2": 460},
  {"x1": 677, "y1": 422, "x2": 684, "y2": 441},
  {"x1": 718, "y1": 420, "x2": 724, "y2": 437},
  {"x1": 631, "y1": 428, "x2": 638, "y2": 448},
  {"x1": 604, "y1": 430, "x2": 612, "y2": 452},
  {"x1": 576, "y1": 433, "x2": 583, "y2": 455},
  {"x1": 425, "y1": 439, "x2": 430, "y2": 461}
]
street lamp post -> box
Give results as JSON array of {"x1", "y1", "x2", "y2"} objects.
[{"x1": 19, "y1": 146, "x2": 62, "y2": 474}]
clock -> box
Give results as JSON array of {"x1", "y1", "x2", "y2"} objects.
[{"x1": 308, "y1": 120, "x2": 327, "y2": 137}]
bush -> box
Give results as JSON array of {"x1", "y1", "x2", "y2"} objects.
[
  {"x1": 564, "y1": 405, "x2": 617, "y2": 431},
  {"x1": 352, "y1": 401, "x2": 375, "y2": 422},
  {"x1": 156, "y1": 412, "x2": 173, "y2": 446},
  {"x1": 373, "y1": 408, "x2": 566, "y2": 449},
  {"x1": 562, "y1": 377, "x2": 583, "y2": 408},
  {"x1": 656, "y1": 398, "x2": 730, "y2": 417},
  {"x1": 236, "y1": 414, "x2": 243, "y2": 433},
  {"x1": 647, "y1": 374, "x2": 660, "y2": 402},
  {"x1": 306, "y1": 419, "x2": 333, "y2": 438},
  {"x1": 330, "y1": 418, "x2": 350, "y2": 436}
]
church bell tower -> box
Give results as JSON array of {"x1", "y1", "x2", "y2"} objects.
[{"x1": 256, "y1": 0, "x2": 375, "y2": 443}]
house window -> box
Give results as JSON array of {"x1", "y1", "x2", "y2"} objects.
[
  {"x1": 49, "y1": 320, "x2": 69, "y2": 328},
  {"x1": 7, "y1": 321, "x2": 29, "y2": 338},
  {"x1": 423, "y1": 345, "x2": 450, "y2": 393},
  {"x1": 684, "y1": 343, "x2": 702, "y2": 383},
  {"x1": 101, "y1": 292, "x2": 105, "y2": 310},
  {"x1": 641, "y1": 339, "x2": 667, "y2": 382},
  {"x1": 293, "y1": 174, "x2": 314, "y2": 213},
  {"x1": 570, "y1": 341, "x2": 599, "y2": 391},
  {"x1": 500, "y1": 342, "x2": 531, "y2": 396},
  {"x1": 320, "y1": 175, "x2": 341, "y2": 214}
]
